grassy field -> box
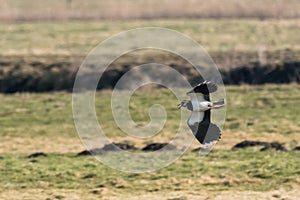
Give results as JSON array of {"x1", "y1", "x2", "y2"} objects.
[
  {"x1": 1, "y1": 85, "x2": 300, "y2": 143},
  {"x1": 1, "y1": 19, "x2": 300, "y2": 56},
  {"x1": 1, "y1": 85, "x2": 300, "y2": 199},
  {"x1": 0, "y1": 0, "x2": 300, "y2": 200},
  {"x1": 1, "y1": 8, "x2": 300, "y2": 198}
]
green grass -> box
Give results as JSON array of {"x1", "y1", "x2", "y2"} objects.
[
  {"x1": 1, "y1": 85, "x2": 300, "y2": 199},
  {"x1": 225, "y1": 85, "x2": 300, "y2": 134},
  {"x1": 1, "y1": 19, "x2": 300, "y2": 55},
  {"x1": 1, "y1": 85, "x2": 300, "y2": 138},
  {"x1": 0, "y1": 150, "x2": 300, "y2": 199},
  {"x1": 0, "y1": 92, "x2": 75, "y2": 137}
]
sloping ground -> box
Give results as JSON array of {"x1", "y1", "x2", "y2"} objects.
[
  {"x1": 222, "y1": 61, "x2": 300, "y2": 84},
  {"x1": 0, "y1": 53, "x2": 299, "y2": 93}
]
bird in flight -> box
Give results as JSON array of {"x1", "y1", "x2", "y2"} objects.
[{"x1": 178, "y1": 81, "x2": 225, "y2": 149}]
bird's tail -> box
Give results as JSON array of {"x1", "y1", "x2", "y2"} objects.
[{"x1": 212, "y1": 99, "x2": 225, "y2": 109}]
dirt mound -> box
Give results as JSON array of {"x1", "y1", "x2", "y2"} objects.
[
  {"x1": 232, "y1": 140, "x2": 268, "y2": 149},
  {"x1": 232, "y1": 140, "x2": 287, "y2": 152},
  {"x1": 77, "y1": 142, "x2": 137, "y2": 156},
  {"x1": 260, "y1": 142, "x2": 287, "y2": 152},
  {"x1": 27, "y1": 152, "x2": 47, "y2": 158},
  {"x1": 293, "y1": 146, "x2": 300, "y2": 151},
  {"x1": 141, "y1": 143, "x2": 177, "y2": 151},
  {"x1": 77, "y1": 148, "x2": 105, "y2": 156},
  {"x1": 102, "y1": 143, "x2": 137, "y2": 151}
]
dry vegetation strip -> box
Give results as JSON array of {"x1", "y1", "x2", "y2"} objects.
[
  {"x1": 1, "y1": 20, "x2": 300, "y2": 55},
  {"x1": 0, "y1": 0, "x2": 300, "y2": 21}
]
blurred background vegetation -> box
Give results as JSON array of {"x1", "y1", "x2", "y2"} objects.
[{"x1": 0, "y1": 0, "x2": 300, "y2": 92}]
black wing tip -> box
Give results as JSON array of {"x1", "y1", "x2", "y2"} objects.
[{"x1": 187, "y1": 80, "x2": 218, "y2": 95}]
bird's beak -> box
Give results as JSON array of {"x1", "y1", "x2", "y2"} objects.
[{"x1": 177, "y1": 103, "x2": 182, "y2": 109}]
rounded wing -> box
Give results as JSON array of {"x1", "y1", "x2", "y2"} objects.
[{"x1": 187, "y1": 110, "x2": 221, "y2": 145}]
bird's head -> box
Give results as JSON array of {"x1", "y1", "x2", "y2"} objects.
[
  {"x1": 207, "y1": 102, "x2": 213, "y2": 109},
  {"x1": 178, "y1": 100, "x2": 189, "y2": 109}
]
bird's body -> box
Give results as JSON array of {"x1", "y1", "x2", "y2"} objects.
[
  {"x1": 190, "y1": 100, "x2": 212, "y2": 112},
  {"x1": 178, "y1": 81, "x2": 225, "y2": 148}
]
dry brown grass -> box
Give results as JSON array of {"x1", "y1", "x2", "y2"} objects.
[
  {"x1": 0, "y1": 136, "x2": 84, "y2": 154},
  {"x1": 1, "y1": 187, "x2": 300, "y2": 200},
  {"x1": 1, "y1": 130, "x2": 299, "y2": 154},
  {"x1": 0, "y1": 0, "x2": 300, "y2": 21}
]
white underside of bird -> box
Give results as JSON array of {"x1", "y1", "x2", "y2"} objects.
[
  {"x1": 178, "y1": 81, "x2": 225, "y2": 148},
  {"x1": 187, "y1": 94, "x2": 224, "y2": 126}
]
